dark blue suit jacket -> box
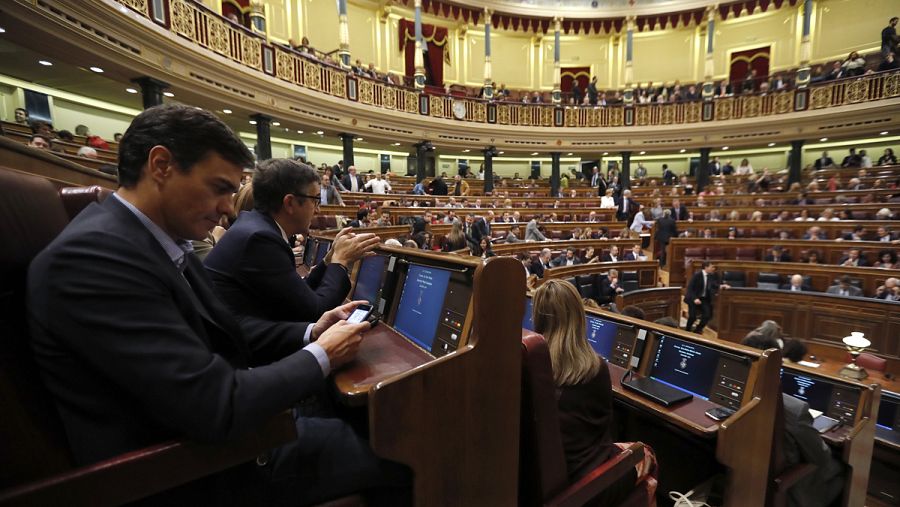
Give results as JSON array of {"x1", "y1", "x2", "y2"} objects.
[
  {"x1": 204, "y1": 210, "x2": 351, "y2": 322},
  {"x1": 27, "y1": 196, "x2": 321, "y2": 469}
]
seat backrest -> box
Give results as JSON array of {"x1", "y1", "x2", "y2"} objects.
[
  {"x1": 519, "y1": 332, "x2": 569, "y2": 505},
  {"x1": 736, "y1": 247, "x2": 758, "y2": 260},
  {"x1": 724, "y1": 271, "x2": 747, "y2": 287},
  {"x1": 575, "y1": 274, "x2": 597, "y2": 300},
  {"x1": 855, "y1": 352, "x2": 887, "y2": 372},
  {"x1": 757, "y1": 272, "x2": 782, "y2": 290},
  {"x1": 705, "y1": 247, "x2": 726, "y2": 259},
  {"x1": 58, "y1": 185, "x2": 112, "y2": 220},
  {"x1": 0, "y1": 169, "x2": 76, "y2": 488}
]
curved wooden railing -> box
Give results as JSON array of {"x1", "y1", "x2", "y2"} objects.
[{"x1": 113, "y1": 0, "x2": 900, "y2": 129}]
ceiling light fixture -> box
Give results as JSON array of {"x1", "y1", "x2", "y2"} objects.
[
  {"x1": 163, "y1": 91, "x2": 174, "y2": 97},
  {"x1": 249, "y1": 120, "x2": 257, "y2": 125},
  {"x1": 768, "y1": 142, "x2": 776, "y2": 147},
  {"x1": 819, "y1": 137, "x2": 828, "y2": 142},
  {"x1": 498, "y1": 151, "x2": 505, "y2": 155},
  {"x1": 125, "y1": 88, "x2": 138, "y2": 94},
  {"x1": 89, "y1": 66, "x2": 104, "y2": 73},
  {"x1": 462, "y1": 149, "x2": 470, "y2": 152},
  {"x1": 639, "y1": 151, "x2": 646, "y2": 155},
  {"x1": 316, "y1": 130, "x2": 324, "y2": 135},
  {"x1": 272, "y1": 121, "x2": 280, "y2": 126},
  {"x1": 38, "y1": 60, "x2": 53, "y2": 66},
  {"x1": 392, "y1": 142, "x2": 401, "y2": 146},
  {"x1": 566, "y1": 152, "x2": 573, "y2": 156},
  {"x1": 297, "y1": 130, "x2": 304, "y2": 134},
  {"x1": 222, "y1": 109, "x2": 232, "y2": 114},
  {"x1": 679, "y1": 149, "x2": 686, "y2": 153},
  {"x1": 722, "y1": 146, "x2": 729, "y2": 150},
  {"x1": 355, "y1": 137, "x2": 363, "y2": 141},
  {"x1": 0, "y1": 27, "x2": 6, "y2": 34},
  {"x1": 880, "y1": 131, "x2": 888, "y2": 135},
  {"x1": 530, "y1": 152, "x2": 538, "y2": 156}
]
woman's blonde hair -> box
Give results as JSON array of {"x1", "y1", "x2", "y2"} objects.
[
  {"x1": 533, "y1": 279, "x2": 601, "y2": 386},
  {"x1": 447, "y1": 220, "x2": 465, "y2": 245}
]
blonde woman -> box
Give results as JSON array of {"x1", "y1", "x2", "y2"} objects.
[
  {"x1": 532, "y1": 280, "x2": 657, "y2": 501},
  {"x1": 600, "y1": 188, "x2": 616, "y2": 208},
  {"x1": 441, "y1": 221, "x2": 467, "y2": 252}
]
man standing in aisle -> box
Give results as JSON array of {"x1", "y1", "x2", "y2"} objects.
[{"x1": 684, "y1": 261, "x2": 730, "y2": 333}]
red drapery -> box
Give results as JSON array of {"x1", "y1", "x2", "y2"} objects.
[
  {"x1": 399, "y1": 19, "x2": 448, "y2": 87},
  {"x1": 560, "y1": 67, "x2": 591, "y2": 93},
  {"x1": 729, "y1": 46, "x2": 771, "y2": 87},
  {"x1": 221, "y1": 0, "x2": 249, "y2": 26}
]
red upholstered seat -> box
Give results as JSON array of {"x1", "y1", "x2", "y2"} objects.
[
  {"x1": 705, "y1": 247, "x2": 726, "y2": 260},
  {"x1": 58, "y1": 186, "x2": 112, "y2": 220},
  {"x1": 846, "y1": 352, "x2": 887, "y2": 372},
  {"x1": 684, "y1": 247, "x2": 705, "y2": 269},
  {"x1": 519, "y1": 332, "x2": 649, "y2": 506}
]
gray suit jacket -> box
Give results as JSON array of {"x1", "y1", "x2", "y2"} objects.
[
  {"x1": 782, "y1": 394, "x2": 845, "y2": 507},
  {"x1": 525, "y1": 220, "x2": 547, "y2": 241},
  {"x1": 826, "y1": 284, "x2": 862, "y2": 296}
]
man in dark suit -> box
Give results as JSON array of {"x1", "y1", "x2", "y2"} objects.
[
  {"x1": 669, "y1": 198, "x2": 689, "y2": 221},
  {"x1": 764, "y1": 245, "x2": 792, "y2": 263},
  {"x1": 707, "y1": 156, "x2": 722, "y2": 176},
  {"x1": 615, "y1": 189, "x2": 638, "y2": 222},
  {"x1": 840, "y1": 148, "x2": 861, "y2": 168},
  {"x1": 623, "y1": 244, "x2": 646, "y2": 261},
  {"x1": 684, "y1": 261, "x2": 729, "y2": 333},
  {"x1": 655, "y1": 209, "x2": 678, "y2": 267},
  {"x1": 428, "y1": 175, "x2": 448, "y2": 196},
  {"x1": 341, "y1": 165, "x2": 364, "y2": 192},
  {"x1": 838, "y1": 247, "x2": 868, "y2": 267},
  {"x1": 27, "y1": 105, "x2": 408, "y2": 505},
  {"x1": 813, "y1": 151, "x2": 834, "y2": 170},
  {"x1": 593, "y1": 270, "x2": 624, "y2": 305},
  {"x1": 204, "y1": 159, "x2": 380, "y2": 323},
  {"x1": 601, "y1": 245, "x2": 621, "y2": 263},
  {"x1": 530, "y1": 248, "x2": 552, "y2": 277},
  {"x1": 551, "y1": 248, "x2": 582, "y2": 267},
  {"x1": 741, "y1": 335, "x2": 845, "y2": 507}
]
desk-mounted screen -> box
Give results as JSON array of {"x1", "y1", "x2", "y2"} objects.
[
  {"x1": 353, "y1": 254, "x2": 389, "y2": 306},
  {"x1": 584, "y1": 316, "x2": 633, "y2": 368},
  {"x1": 781, "y1": 370, "x2": 860, "y2": 424},
  {"x1": 393, "y1": 264, "x2": 452, "y2": 353},
  {"x1": 650, "y1": 335, "x2": 750, "y2": 410},
  {"x1": 522, "y1": 298, "x2": 533, "y2": 331},
  {"x1": 877, "y1": 391, "x2": 899, "y2": 433},
  {"x1": 303, "y1": 236, "x2": 317, "y2": 267},
  {"x1": 315, "y1": 240, "x2": 331, "y2": 265}
]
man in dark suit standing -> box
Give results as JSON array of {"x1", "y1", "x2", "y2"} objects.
[
  {"x1": 27, "y1": 104, "x2": 408, "y2": 505},
  {"x1": 428, "y1": 175, "x2": 448, "y2": 195},
  {"x1": 341, "y1": 165, "x2": 364, "y2": 192},
  {"x1": 615, "y1": 189, "x2": 638, "y2": 222},
  {"x1": 655, "y1": 209, "x2": 678, "y2": 266},
  {"x1": 204, "y1": 159, "x2": 380, "y2": 323},
  {"x1": 707, "y1": 156, "x2": 722, "y2": 176},
  {"x1": 684, "y1": 261, "x2": 729, "y2": 333},
  {"x1": 813, "y1": 151, "x2": 834, "y2": 170},
  {"x1": 669, "y1": 198, "x2": 689, "y2": 221}
]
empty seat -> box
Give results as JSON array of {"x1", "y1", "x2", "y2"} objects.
[
  {"x1": 757, "y1": 272, "x2": 782, "y2": 290},
  {"x1": 735, "y1": 247, "x2": 758, "y2": 261},
  {"x1": 684, "y1": 247, "x2": 705, "y2": 269},
  {"x1": 620, "y1": 271, "x2": 639, "y2": 292},
  {"x1": 575, "y1": 274, "x2": 597, "y2": 300},
  {"x1": 723, "y1": 271, "x2": 747, "y2": 288},
  {"x1": 705, "y1": 247, "x2": 726, "y2": 260}
]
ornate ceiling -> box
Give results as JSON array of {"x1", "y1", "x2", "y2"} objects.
[{"x1": 429, "y1": 0, "x2": 711, "y2": 18}]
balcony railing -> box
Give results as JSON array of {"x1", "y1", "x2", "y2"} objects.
[{"x1": 119, "y1": 0, "x2": 900, "y2": 129}]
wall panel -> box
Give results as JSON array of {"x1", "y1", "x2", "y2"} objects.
[
  {"x1": 811, "y1": 0, "x2": 892, "y2": 62},
  {"x1": 713, "y1": 9, "x2": 798, "y2": 77}
]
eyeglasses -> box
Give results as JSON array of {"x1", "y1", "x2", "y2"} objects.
[{"x1": 291, "y1": 193, "x2": 321, "y2": 208}]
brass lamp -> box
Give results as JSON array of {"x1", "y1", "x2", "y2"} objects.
[{"x1": 839, "y1": 332, "x2": 870, "y2": 380}]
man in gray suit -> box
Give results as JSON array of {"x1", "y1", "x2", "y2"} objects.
[
  {"x1": 525, "y1": 218, "x2": 547, "y2": 241},
  {"x1": 826, "y1": 276, "x2": 863, "y2": 297}
]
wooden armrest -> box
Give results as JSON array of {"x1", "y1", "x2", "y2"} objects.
[
  {"x1": 548, "y1": 443, "x2": 646, "y2": 507},
  {"x1": 0, "y1": 411, "x2": 296, "y2": 507},
  {"x1": 773, "y1": 463, "x2": 817, "y2": 492}
]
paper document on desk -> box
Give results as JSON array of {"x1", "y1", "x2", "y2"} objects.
[
  {"x1": 808, "y1": 408, "x2": 823, "y2": 419},
  {"x1": 797, "y1": 360, "x2": 820, "y2": 368}
]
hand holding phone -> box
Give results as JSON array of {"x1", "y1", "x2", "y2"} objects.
[{"x1": 346, "y1": 304, "x2": 374, "y2": 324}]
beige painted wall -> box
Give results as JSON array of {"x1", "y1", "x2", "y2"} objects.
[
  {"x1": 52, "y1": 98, "x2": 134, "y2": 139},
  {"x1": 272, "y1": 0, "x2": 894, "y2": 89}
]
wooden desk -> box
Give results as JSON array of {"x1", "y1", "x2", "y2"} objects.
[
  {"x1": 615, "y1": 287, "x2": 682, "y2": 322},
  {"x1": 666, "y1": 238, "x2": 891, "y2": 286},
  {"x1": 543, "y1": 260, "x2": 659, "y2": 290},
  {"x1": 331, "y1": 253, "x2": 524, "y2": 505},
  {"x1": 0, "y1": 137, "x2": 116, "y2": 189},
  {"x1": 714, "y1": 288, "x2": 900, "y2": 374}
]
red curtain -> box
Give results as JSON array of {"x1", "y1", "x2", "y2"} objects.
[
  {"x1": 221, "y1": 0, "x2": 249, "y2": 26},
  {"x1": 560, "y1": 67, "x2": 591, "y2": 93},
  {"x1": 729, "y1": 46, "x2": 770, "y2": 88},
  {"x1": 399, "y1": 19, "x2": 448, "y2": 87}
]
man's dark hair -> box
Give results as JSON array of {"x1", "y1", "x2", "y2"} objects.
[
  {"x1": 891, "y1": 16, "x2": 899, "y2": 23},
  {"x1": 621, "y1": 305, "x2": 646, "y2": 320},
  {"x1": 56, "y1": 130, "x2": 74, "y2": 142},
  {"x1": 117, "y1": 104, "x2": 254, "y2": 188},
  {"x1": 356, "y1": 209, "x2": 369, "y2": 221},
  {"x1": 14, "y1": 107, "x2": 27, "y2": 116},
  {"x1": 29, "y1": 120, "x2": 52, "y2": 134},
  {"x1": 839, "y1": 275, "x2": 853, "y2": 285},
  {"x1": 701, "y1": 260, "x2": 713, "y2": 269},
  {"x1": 29, "y1": 134, "x2": 51, "y2": 145},
  {"x1": 252, "y1": 158, "x2": 320, "y2": 214},
  {"x1": 782, "y1": 339, "x2": 808, "y2": 362}
]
